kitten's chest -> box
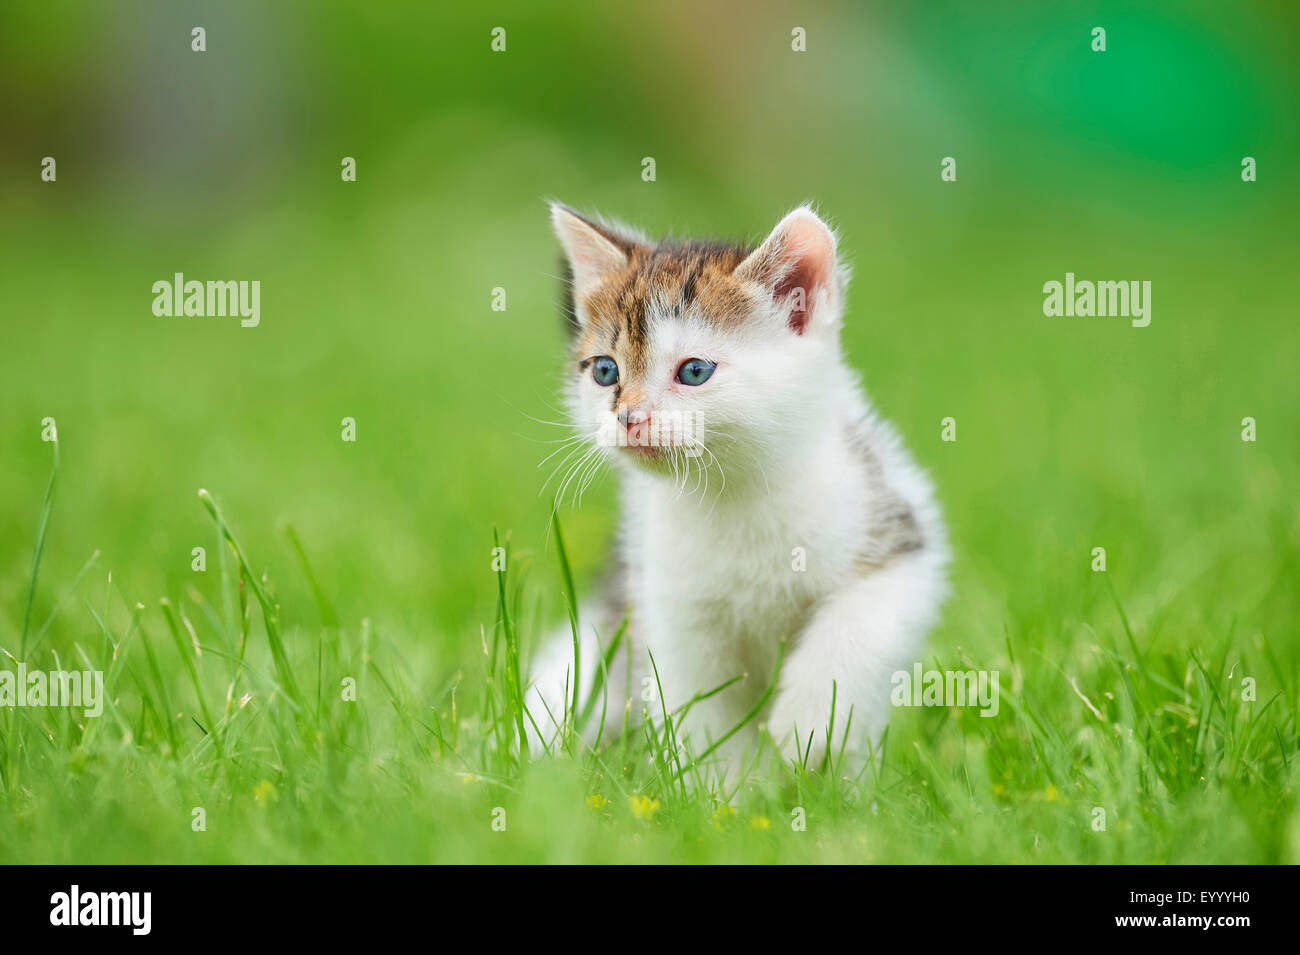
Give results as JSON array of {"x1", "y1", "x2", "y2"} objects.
[{"x1": 630, "y1": 473, "x2": 863, "y2": 652}]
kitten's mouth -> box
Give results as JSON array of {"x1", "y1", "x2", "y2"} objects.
[{"x1": 619, "y1": 420, "x2": 665, "y2": 459}]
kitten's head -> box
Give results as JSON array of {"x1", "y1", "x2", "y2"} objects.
[{"x1": 551, "y1": 203, "x2": 848, "y2": 489}]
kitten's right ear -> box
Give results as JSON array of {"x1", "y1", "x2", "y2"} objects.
[{"x1": 550, "y1": 203, "x2": 640, "y2": 292}]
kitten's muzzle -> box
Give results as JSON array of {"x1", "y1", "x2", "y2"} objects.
[{"x1": 616, "y1": 406, "x2": 655, "y2": 449}]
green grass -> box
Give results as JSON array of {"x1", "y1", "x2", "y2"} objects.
[{"x1": 1, "y1": 432, "x2": 1297, "y2": 864}]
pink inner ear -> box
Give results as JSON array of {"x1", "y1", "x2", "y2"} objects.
[{"x1": 773, "y1": 221, "x2": 834, "y2": 335}]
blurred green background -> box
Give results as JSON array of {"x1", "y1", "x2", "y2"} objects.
[{"x1": 3, "y1": 0, "x2": 1298, "y2": 700}]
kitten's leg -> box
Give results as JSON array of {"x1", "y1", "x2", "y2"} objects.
[
  {"x1": 524, "y1": 596, "x2": 633, "y2": 756},
  {"x1": 766, "y1": 550, "x2": 946, "y2": 772}
]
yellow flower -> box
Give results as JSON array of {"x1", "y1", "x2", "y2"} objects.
[
  {"x1": 750, "y1": 815, "x2": 772, "y2": 830},
  {"x1": 253, "y1": 780, "x2": 276, "y2": 804},
  {"x1": 992, "y1": 783, "x2": 1006, "y2": 796},
  {"x1": 1045, "y1": 785, "x2": 1060, "y2": 803},
  {"x1": 586, "y1": 793, "x2": 609, "y2": 810},
  {"x1": 629, "y1": 794, "x2": 661, "y2": 820},
  {"x1": 712, "y1": 805, "x2": 737, "y2": 831}
]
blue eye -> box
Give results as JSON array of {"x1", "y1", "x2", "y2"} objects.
[
  {"x1": 675, "y1": 358, "x2": 716, "y2": 386},
  {"x1": 592, "y1": 356, "x2": 619, "y2": 386}
]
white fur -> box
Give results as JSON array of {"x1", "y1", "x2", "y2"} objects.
[{"x1": 528, "y1": 206, "x2": 949, "y2": 777}]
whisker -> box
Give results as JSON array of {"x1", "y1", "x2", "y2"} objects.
[
  {"x1": 556, "y1": 446, "x2": 599, "y2": 510},
  {"x1": 539, "y1": 440, "x2": 593, "y2": 497},
  {"x1": 537, "y1": 432, "x2": 592, "y2": 469}
]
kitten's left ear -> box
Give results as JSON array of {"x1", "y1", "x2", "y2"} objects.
[{"x1": 734, "y1": 206, "x2": 838, "y2": 335}]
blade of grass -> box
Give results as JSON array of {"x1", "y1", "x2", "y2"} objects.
[
  {"x1": 20, "y1": 437, "x2": 59, "y2": 661},
  {"x1": 198, "y1": 489, "x2": 301, "y2": 705}
]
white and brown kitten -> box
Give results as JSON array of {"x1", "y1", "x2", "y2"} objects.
[{"x1": 527, "y1": 203, "x2": 948, "y2": 773}]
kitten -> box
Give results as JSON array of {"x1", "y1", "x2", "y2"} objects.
[{"x1": 527, "y1": 203, "x2": 949, "y2": 774}]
